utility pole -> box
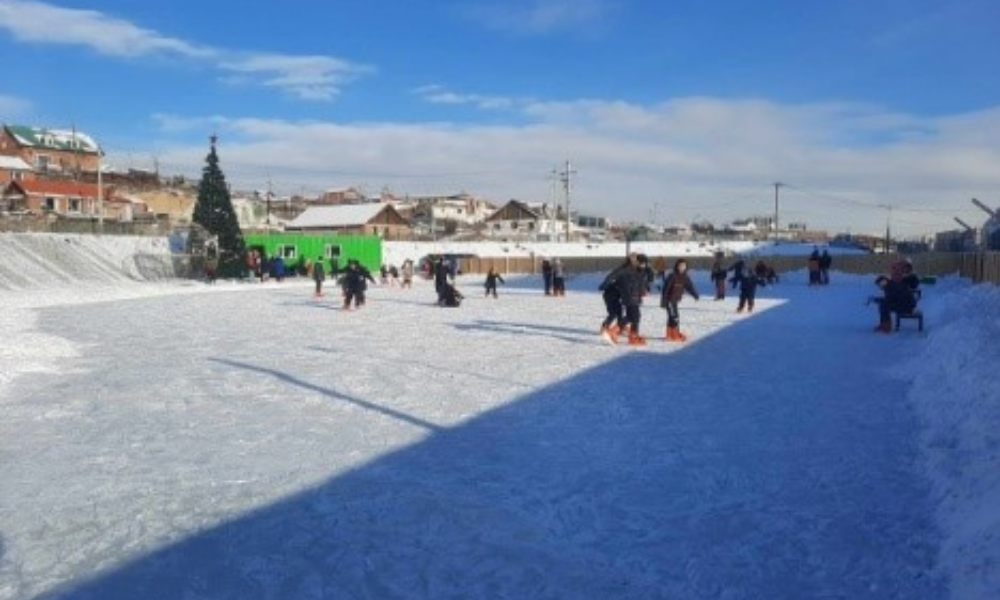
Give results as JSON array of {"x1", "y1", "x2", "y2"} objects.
[
  {"x1": 266, "y1": 179, "x2": 273, "y2": 234},
  {"x1": 772, "y1": 182, "x2": 782, "y2": 240},
  {"x1": 882, "y1": 204, "x2": 893, "y2": 254},
  {"x1": 560, "y1": 160, "x2": 575, "y2": 243}
]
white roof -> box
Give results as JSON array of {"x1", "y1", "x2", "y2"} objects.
[
  {"x1": 287, "y1": 204, "x2": 386, "y2": 229},
  {"x1": 0, "y1": 156, "x2": 32, "y2": 170}
]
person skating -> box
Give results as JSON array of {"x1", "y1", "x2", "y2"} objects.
[
  {"x1": 400, "y1": 259, "x2": 414, "y2": 289},
  {"x1": 484, "y1": 267, "x2": 505, "y2": 298},
  {"x1": 312, "y1": 255, "x2": 326, "y2": 298},
  {"x1": 551, "y1": 258, "x2": 566, "y2": 296},
  {"x1": 341, "y1": 260, "x2": 376, "y2": 310},
  {"x1": 819, "y1": 249, "x2": 832, "y2": 285},
  {"x1": 807, "y1": 247, "x2": 822, "y2": 286},
  {"x1": 616, "y1": 253, "x2": 651, "y2": 346},
  {"x1": 728, "y1": 257, "x2": 746, "y2": 290},
  {"x1": 598, "y1": 257, "x2": 631, "y2": 344},
  {"x1": 433, "y1": 257, "x2": 452, "y2": 305},
  {"x1": 710, "y1": 252, "x2": 727, "y2": 300},
  {"x1": 660, "y1": 258, "x2": 700, "y2": 341},
  {"x1": 541, "y1": 258, "x2": 553, "y2": 296},
  {"x1": 737, "y1": 269, "x2": 759, "y2": 313}
]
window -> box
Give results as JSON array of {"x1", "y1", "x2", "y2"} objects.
[
  {"x1": 276, "y1": 245, "x2": 297, "y2": 260},
  {"x1": 44, "y1": 196, "x2": 56, "y2": 211},
  {"x1": 69, "y1": 197, "x2": 82, "y2": 212},
  {"x1": 36, "y1": 155, "x2": 51, "y2": 171},
  {"x1": 325, "y1": 244, "x2": 341, "y2": 259}
]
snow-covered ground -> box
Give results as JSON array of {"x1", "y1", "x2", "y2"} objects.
[{"x1": 0, "y1": 234, "x2": 997, "y2": 600}]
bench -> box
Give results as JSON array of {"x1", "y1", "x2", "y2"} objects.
[{"x1": 895, "y1": 309, "x2": 924, "y2": 332}]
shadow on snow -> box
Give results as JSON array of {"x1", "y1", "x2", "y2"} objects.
[{"x1": 37, "y1": 283, "x2": 944, "y2": 600}]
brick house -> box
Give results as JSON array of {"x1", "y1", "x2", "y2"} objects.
[
  {"x1": 0, "y1": 155, "x2": 34, "y2": 185},
  {"x1": 2, "y1": 179, "x2": 152, "y2": 221},
  {"x1": 0, "y1": 124, "x2": 101, "y2": 178}
]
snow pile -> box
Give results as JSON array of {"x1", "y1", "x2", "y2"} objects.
[
  {"x1": 905, "y1": 282, "x2": 1000, "y2": 599},
  {"x1": 0, "y1": 232, "x2": 180, "y2": 291}
]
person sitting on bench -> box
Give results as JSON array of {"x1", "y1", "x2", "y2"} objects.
[{"x1": 872, "y1": 260, "x2": 917, "y2": 334}]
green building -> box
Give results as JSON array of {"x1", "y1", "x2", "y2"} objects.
[{"x1": 244, "y1": 233, "x2": 382, "y2": 275}]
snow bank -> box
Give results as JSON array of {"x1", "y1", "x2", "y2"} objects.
[
  {"x1": 0, "y1": 232, "x2": 181, "y2": 291},
  {"x1": 904, "y1": 282, "x2": 1000, "y2": 599}
]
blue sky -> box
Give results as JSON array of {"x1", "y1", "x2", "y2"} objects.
[{"x1": 1, "y1": 0, "x2": 998, "y2": 237}]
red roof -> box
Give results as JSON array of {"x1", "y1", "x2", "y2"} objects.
[{"x1": 8, "y1": 180, "x2": 101, "y2": 197}]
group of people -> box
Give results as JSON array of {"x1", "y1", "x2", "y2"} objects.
[
  {"x1": 307, "y1": 257, "x2": 417, "y2": 309},
  {"x1": 598, "y1": 253, "x2": 701, "y2": 346},
  {"x1": 808, "y1": 247, "x2": 833, "y2": 285},
  {"x1": 710, "y1": 253, "x2": 777, "y2": 314}
]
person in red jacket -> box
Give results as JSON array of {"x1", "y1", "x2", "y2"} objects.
[{"x1": 660, "y1": 258, "x2": 700, "y2": 341}]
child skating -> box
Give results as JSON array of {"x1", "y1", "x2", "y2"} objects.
[{"x1": 660, "y1": 258, "x2": 700, "y2": 341}]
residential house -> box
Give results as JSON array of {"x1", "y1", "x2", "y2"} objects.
[
  {"x1": 484, "y1": 200, "x2": 568, "y2": 241},
  {"x1": 285, "y1": 203, "x2": 411, "y2": 240},
  {"x1": 0, "y1": 155, "x2": 34, "y2": 185},
  {"x1": 3, "y1": 179, "x2": 102, "y2": 216},
  {"x1": 0, "y1": 124, "x2": 101, "y2": 178},
  {"x1": 400, "y1": 193, "x2": 497, "y2": 238}
]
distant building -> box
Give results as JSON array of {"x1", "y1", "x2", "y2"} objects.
[
  {"x1": 0, "y1": 124, "x2": 101, "y2": 178},
  {"x1": 485, "y1": 200, "x2": 569, "y2": 241},
  {"x1": 0, "y1": 155, "x2": 34, "y2": 184},
  {"x1": 285, "y1": 203, "x2": 411, "y2": 240},
  {"x1": 1, "y1": 179, "x2": 148, "y2": 222}
]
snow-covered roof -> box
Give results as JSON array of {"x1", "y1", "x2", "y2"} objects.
[
  {"x1": 4, "y1": 124, "x2": 101, "y2": 153},
  {"x1": 286, "y1": 203, "x2": 387, "y2": 229},
  {"x1": 0, "y1": 155, "x2": 32, "y2": 170}
]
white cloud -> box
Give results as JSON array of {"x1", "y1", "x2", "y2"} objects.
[
  {"x1": 413, "y1": 85, "x2": 517, "y2": 110},
  {"x1": 0, "y1": 0, "x2": 210, "y2": 59},
  {"x1": 219, "y1": 54, "x2": 372, "y2": 102},
  {"x1": 138, "y1": 99, "x2": 1000, "y2": 237},
  {"x1": 0, "y1": 0, "x2": 368, "y2": 101}
]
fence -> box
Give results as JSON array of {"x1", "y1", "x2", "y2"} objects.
[{"x1": 459, "y1": 252, "x2": 1000, "y2": 285}]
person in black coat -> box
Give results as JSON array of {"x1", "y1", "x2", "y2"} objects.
[
  {"x1": 541, "y1": 259, "x2": 554, "y2": 296},
  {"x1": 728, "y1": 257, "x2": 746, "y2": 290},
  {"x1": 872, "y1": 261, "x2": 917, "y2": 333},
  {"x1": 737, "y1": 270, "x2": 760, "y2": 313},
  {"x1": 661, "y1": 258, "x2": 700, "y2": 341},
  {"x1": 819, "y1": 249, "x2": 833, "y2": 285},
  {"x1": 598, "y1": 258, "x2": 631, "y2": 343},
  {"x1": 341, "y1": 260, "x2": 376, "y2": 310},
  {"x1": 484, "y1": 267, "x2": 505, "y2": 298},
  {"x1": 433, "y1": 257, "x2": 451, "y2": 304},
  {"x1": 710, "y1": 252, "x2": 727, "y2": 300},
  {"x1": 615, "y1": 253, "x2": 651, "y2": 345},
  {"x1": 440, "y1": 282, "x2": 464, "y2": 307}
]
